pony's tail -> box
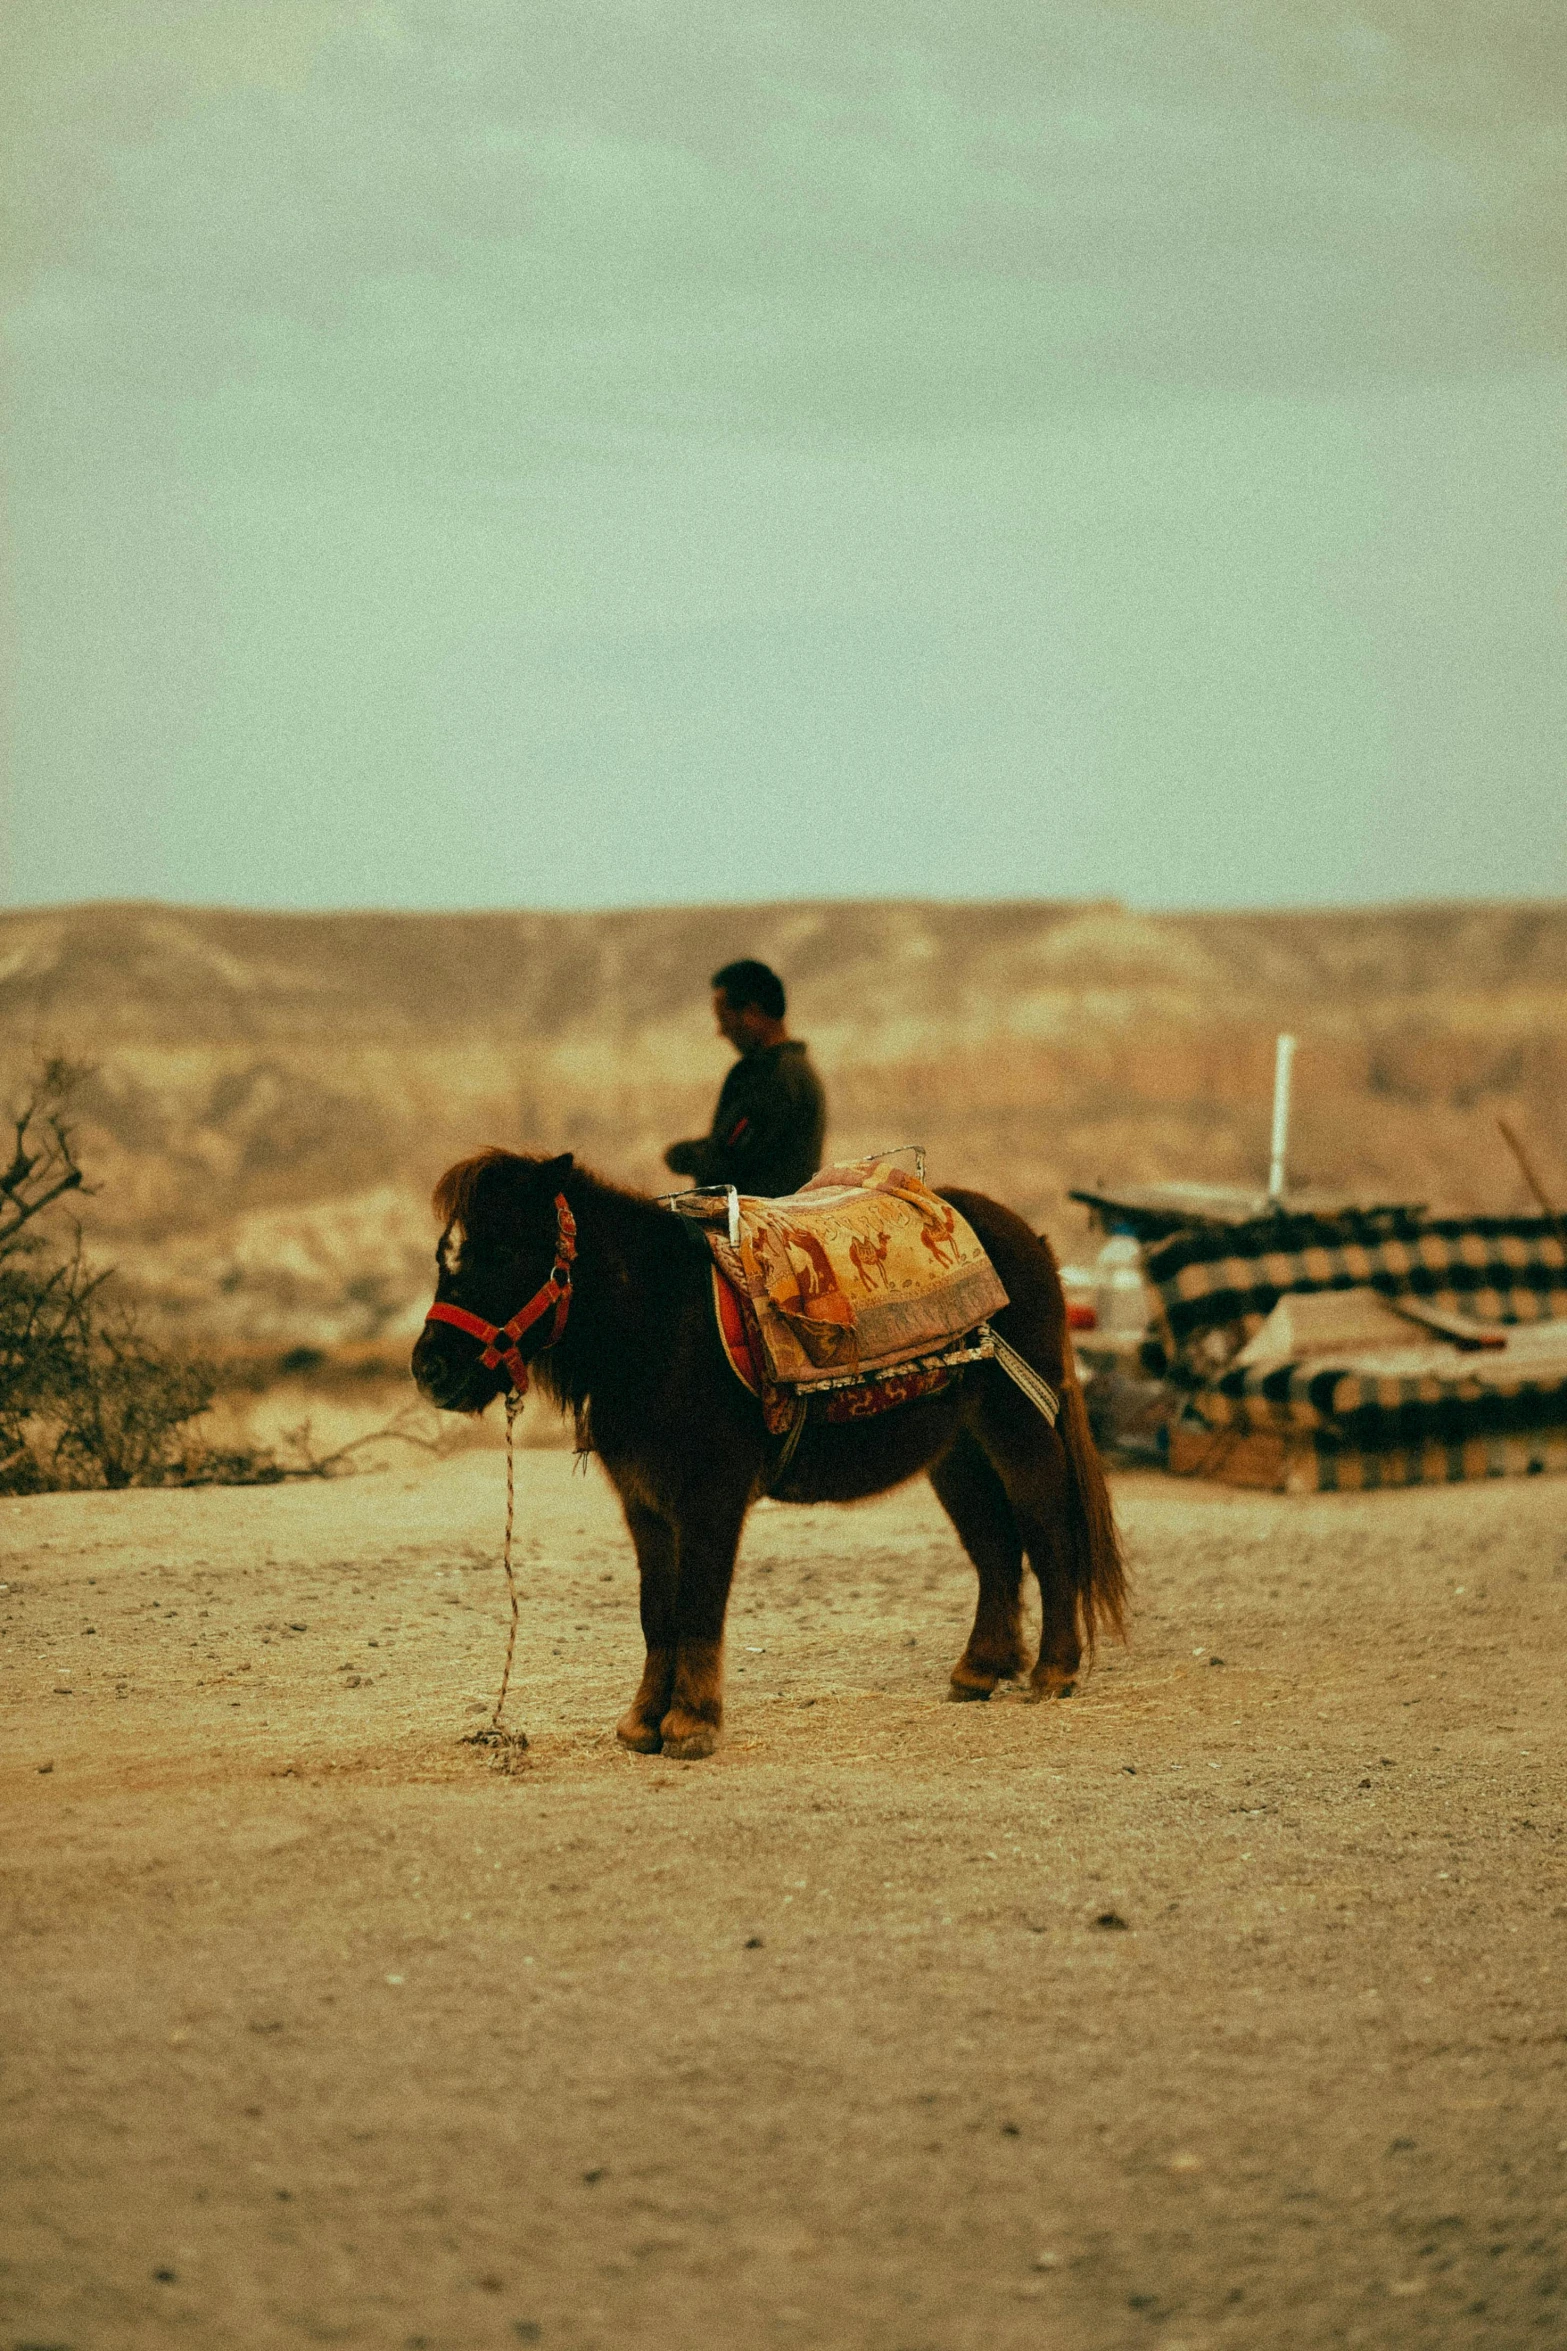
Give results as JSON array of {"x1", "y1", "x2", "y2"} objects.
[{"x1": 1059, "y1": 1374, "x2": 1127, "y2": 1653}]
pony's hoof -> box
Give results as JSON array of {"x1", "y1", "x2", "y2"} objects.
[
  {"x1": 947, "y1": 1676, "x2": 995, "y2": 1702},
  {"x1": 616, "y1": 1713, "x2": 663, "y2": 1753},
  {"x1": 659, "y1": 1711, "x2": 720, "y2": 1759},
  {"x1": 1028, "y1": 1672, "x2": 1078, "y2": 1702}
]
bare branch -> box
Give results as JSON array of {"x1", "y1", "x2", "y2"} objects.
[
  {"x1": 2, "y1": 1142, "x2": 38, "y2": 1198},
  {"x1": 0, "y1": 1165, "x2": 84, "y2": 1250}
]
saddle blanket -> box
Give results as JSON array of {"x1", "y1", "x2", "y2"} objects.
[
  {"x1": 678, "y1": 1154, "x2": 1009, "y2": 1392},
  {"x1": 711, "y1": 1262, "x2": 974, "y2": 1429}
]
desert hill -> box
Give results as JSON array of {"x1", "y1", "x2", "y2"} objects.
[{"x1": 2, "y1": 897, "x2": 1563, "y2": 1350}]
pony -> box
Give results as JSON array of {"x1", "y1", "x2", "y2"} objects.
[{"x1": 412, "y1": 1150, "x2": 1124, "y2": 1759}]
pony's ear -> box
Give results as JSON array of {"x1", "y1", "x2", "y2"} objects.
[{"x1": 543, "y1": 1152, "x2": 574, "y2": 1184}]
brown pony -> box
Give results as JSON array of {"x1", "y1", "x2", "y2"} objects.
[{"x1": 412, "y1": 1151, "x2": 1124, "y2": 1759}]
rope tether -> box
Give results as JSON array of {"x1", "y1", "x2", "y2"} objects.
[{"x1": 462, "y1": 1389, "x2": 529, "y2": 1761}]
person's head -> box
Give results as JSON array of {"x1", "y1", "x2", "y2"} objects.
[{"x1": 711, "y1": 958, "x2": 787, "y2": 1050}]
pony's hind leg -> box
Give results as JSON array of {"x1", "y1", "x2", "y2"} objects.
[
  {"x1": 928, "y1": 1433, "x2": 1027, "y2": 1700},
  {"x1": 616, "y1": 1499, "x2": 679, "y2": 1753},
  {"x1": 972, "y1": 1379, "x2": 1083, "y2": 1698},
  {"x1": 1023, "y1": 1498, "x2": 1084, "y2": 1699}
]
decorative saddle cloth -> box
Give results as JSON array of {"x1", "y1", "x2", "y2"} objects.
[{"x1": 674, "y1": 1156, "x2": 1010, "y2": 1431}]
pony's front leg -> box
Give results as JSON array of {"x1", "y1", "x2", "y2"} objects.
[
  {"x1": 616, "y1": 1499, "x2": 679, "y2": 1754},
  {"x1": 660, "y1": 1491, "x2": 749, "y2": 1761}
]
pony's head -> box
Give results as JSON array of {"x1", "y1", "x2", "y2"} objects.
[{"x1": 412, "y1": 1148, "x2": 575, "y2": 1414}]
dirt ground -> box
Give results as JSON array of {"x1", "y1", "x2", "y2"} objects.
[{"x1": 2, "y1": 1435, "x2": 1564, "y2": 2351}]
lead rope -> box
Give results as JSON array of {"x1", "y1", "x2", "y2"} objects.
[
  {"x1": 462, "y1": 1388, "x2": 529, "y2": 1764},
  {"x1": 494, "y1": 1388, "x2": 522, "y2": 1728}
]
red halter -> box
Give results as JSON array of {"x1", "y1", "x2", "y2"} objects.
[{"x1": 423, "y1": 1193, "x2": 577, "y2": 1396}]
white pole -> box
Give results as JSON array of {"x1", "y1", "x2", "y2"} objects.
[{"x1": 1268, "y1": 1033, "x2": 1296, "y2": 1202}]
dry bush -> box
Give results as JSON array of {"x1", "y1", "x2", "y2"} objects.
[
  {"x1": 43, "y1": 1291, "x2": 220, "y2": 1490},
  {"x1": 1, "y1": 1062, "x2": 289, "y2": 1492}
]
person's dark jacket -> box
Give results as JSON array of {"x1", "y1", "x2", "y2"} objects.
[{"x1": 665, "y1": 1040, "x2": 826, "y2": 1199}]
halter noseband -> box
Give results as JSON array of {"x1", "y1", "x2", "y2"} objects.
[{"x1": 423, "y1": 1192, "x2": 577, "y2": 1395}]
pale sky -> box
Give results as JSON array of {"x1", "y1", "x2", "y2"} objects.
[{"x1": 3, "y1": 0, "x2": 1563, "y2": 912}]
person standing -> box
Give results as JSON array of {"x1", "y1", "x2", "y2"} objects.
[{"x1": 664, "y1": 959, "x2": 826, "y2": 1199}]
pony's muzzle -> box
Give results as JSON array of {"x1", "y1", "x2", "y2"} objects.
[{"x1": 411, "y1": 1328, "x2": 502, "y2": 1415}]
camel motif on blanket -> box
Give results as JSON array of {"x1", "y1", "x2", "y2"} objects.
[
  {"x1": 849, "y1": 1230, "x2": 892, "y2": 1289},
  {"x1": 750, "y1": 1225, "x2": 854, "y2": 1324},
  {"x1": 918, "y1": 1200, "x2": 962, "y2": 1270},
  {"x1": 748, "y1": 1221, "x2": 858, "y2": 1368}
]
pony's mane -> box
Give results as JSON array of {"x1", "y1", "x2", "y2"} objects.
[
  {"x1": 430, "y1": 1148, "x2": 661, "y2": 1234},
  {"x1": 431, "y1": 1147, "x2": 524, "y2": 1226}
]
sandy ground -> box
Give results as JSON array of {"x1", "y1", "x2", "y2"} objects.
[{"x1": 2, "y1": 1437, "x2": 1564, "y2": 2351}]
